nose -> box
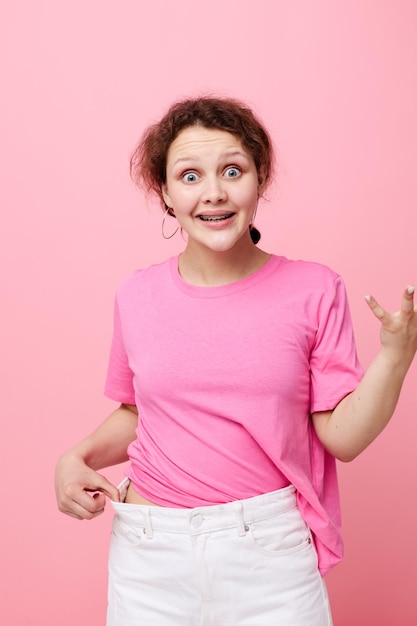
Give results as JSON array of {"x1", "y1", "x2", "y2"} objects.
[{"x1": 202, "y1": 176, "x2": 227, "y2": 204}]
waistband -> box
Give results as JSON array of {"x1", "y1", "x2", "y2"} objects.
[{"x1": 110, "y1": 484, "x2": 297, "y2": 537}]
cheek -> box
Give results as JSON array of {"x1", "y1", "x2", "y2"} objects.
[
  {"x1": 236, "y1": 185, "x2": 258, "y2": 208},
  {"x1": 171, "y1": 188, "x2": 199, "y2": 213},
  {"x1": 236, "y1": 174, "x2": 259, "y2": 202}
]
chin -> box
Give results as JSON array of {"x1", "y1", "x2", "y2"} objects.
[{"x1": 203, "y1": 238, "x2": 243, "y2": 253}]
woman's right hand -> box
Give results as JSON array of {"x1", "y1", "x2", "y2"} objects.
[{"x1": 55, "y1": 452, "x2": 120, "y2": 520}]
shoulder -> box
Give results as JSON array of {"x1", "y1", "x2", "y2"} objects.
[
  {"x1": 272, "y1": 255, "x2": 341, "y2": 290},
  {"x1": 116, "y1": 256, "x2": 174, "y2": 300}
]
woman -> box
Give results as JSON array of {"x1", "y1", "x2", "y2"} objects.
[{"x1": 55, "y1": 97, "x2": 417, "y2": 625}]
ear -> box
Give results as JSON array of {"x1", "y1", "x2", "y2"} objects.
[
  {"x1": 162, "y1": 184, "x2": 173, "y2": 209},
  {"x1": 257, "y1": 175, "x2": 266, "y2": 198}
]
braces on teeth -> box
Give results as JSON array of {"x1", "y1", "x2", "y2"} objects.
[{"x1": 199, "y1": 214, "x2": 234, "y2": 221}]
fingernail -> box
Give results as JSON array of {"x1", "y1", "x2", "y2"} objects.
[
  {"x1": 407, "y1": 285, "x2": 415, "y2": 295},
  {"x1": 364, "y1": 294, "x2": 371, "y2": 302}
]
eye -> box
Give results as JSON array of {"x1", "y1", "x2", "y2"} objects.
[
  {"x1": 224, "y1": 166, "x2": 241, "y2": 179},
  {"x1": 182, "y1": 171, "x2": 199, "y2": 183}
]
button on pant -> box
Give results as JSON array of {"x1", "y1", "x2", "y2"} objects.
[{"x1": 107, "y1": 485, "x2": 333, "y2": 625}]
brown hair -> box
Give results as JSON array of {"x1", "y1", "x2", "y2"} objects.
[{"x1": 130, "y1": 96, "x2": 275, "y2": 212}]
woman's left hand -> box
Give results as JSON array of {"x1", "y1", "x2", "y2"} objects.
[
  {"x1": 313, "y1": 285, "x2": 417, "y2": 461},
  {"x1": 365, "y1": 286, "x2": 417, "y2": 370}
]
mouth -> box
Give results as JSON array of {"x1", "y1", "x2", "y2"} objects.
[{"x1": 197, "y1": 212, "x2": 235, "y2": 222}]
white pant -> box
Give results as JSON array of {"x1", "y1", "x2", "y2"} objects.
[{"x1": 107, "y1": 485, "x2": 333, "y2": 625}]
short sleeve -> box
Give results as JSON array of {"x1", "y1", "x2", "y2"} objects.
[
  {"x1": 310, "y1": 276, "x2": 363, "y2": 413},
  {"x1": 104, "y1": 295, "x2": 136, "y2": 405}
]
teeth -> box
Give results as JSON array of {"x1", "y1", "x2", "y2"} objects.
[{"x1": 199, "y1": 213, "x2": 234, "y2": 222}]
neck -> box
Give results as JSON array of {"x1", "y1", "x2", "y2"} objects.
[{"x1": 178, "y1": 237, "x2": 271, "y2": 287}]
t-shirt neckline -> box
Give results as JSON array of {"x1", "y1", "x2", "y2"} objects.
[{"x1": 169, "y1": 254, "x2": 282, "y2": 298}]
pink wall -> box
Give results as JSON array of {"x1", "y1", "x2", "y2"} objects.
[{"x1": 1, "y1": 1, "x2": 416, "y2": 623}]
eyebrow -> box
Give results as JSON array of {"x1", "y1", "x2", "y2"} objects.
[{"x1": 172, "y1": 150, "x2": 250, "y2": 168}]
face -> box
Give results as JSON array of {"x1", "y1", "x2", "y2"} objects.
[{"x1": 162, "y1": 126, "x2": 259, "y2": 254}]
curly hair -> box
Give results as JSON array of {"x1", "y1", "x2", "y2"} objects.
[{"x1": 130, "y1": 96, "x2": 275, "y2": 211}]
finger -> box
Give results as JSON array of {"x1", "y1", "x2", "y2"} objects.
[
  {"x1": 59, "y1": 489, "x2": 105, "y2": 517},
  {"x1": 76, "y1": 472, "x2": 120, "y2": 503},
  {"x1": 76, "y1": 489, "x2": 108, "y2": 514},
  {"x1": 63, "y1": 502, "x2": 106, "y2": 521},
  {"x1": 364, "y1": 294, "x2": 386, "y2": 320},
  {"x1": 75, "y1": 482, "x2": 121, "y2": 516},
  {"x1": 92, "y1": 473, "x2": 120, "y2": 502},
  {"x1": 401, "y1": 285, "x2": 415, "y2": 316},
  {"x1": 60, "y1": 474, "x2": 119, "y2": 517}
]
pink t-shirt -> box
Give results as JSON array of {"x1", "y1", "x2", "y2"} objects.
[{"x1": 104, "y1": 254, "x2": 363, "y2": 575}]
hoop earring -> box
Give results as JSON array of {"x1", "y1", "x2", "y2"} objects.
[
  {"x1": 162, "y1": 207, "x2": 180, "y2": 239},
  {"x1": 249, "y1": 205, "x2": 261, "y2": 244}
]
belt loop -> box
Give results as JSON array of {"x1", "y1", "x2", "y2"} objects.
[
  {"x1": 234, "y1": 501, "x2": 247, "y2": 537},
  {"x1": 142, "y1": 507, "x2": 154, "y2": 539}
]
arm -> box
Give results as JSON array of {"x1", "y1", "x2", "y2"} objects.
[
  {"x1": 312, "y1": 286, "x2": 417, "y2": 462},
  {"x1": 55, "y1": 403, "x2": 138, "y2": 520}
]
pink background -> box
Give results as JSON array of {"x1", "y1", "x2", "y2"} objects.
[{"x1": 1, "y1": 1, "x2": 416, "y2": 624}]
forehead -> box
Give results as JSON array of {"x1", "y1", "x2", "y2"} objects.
[{"x1": 167, "y1": 126, "x2": 249, "y2": 162}]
